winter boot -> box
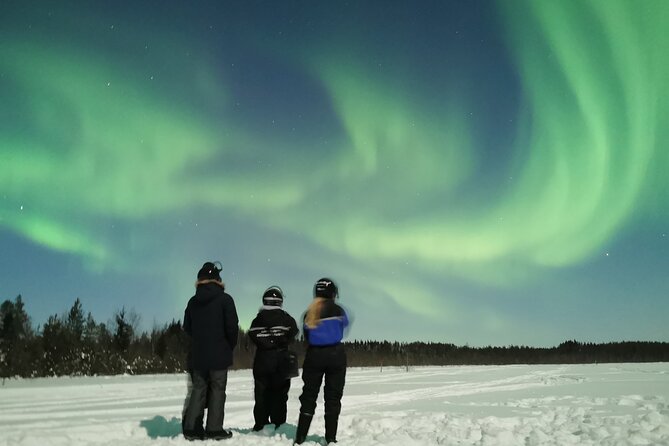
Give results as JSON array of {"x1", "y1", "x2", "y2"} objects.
[
  {"x1": 182, "y1": 417, "x2": 205, "y2": 441},
  {"x1": 182, "y1": 430, "x2": 204, "y2": 441},
  {"x1": 205, "y1": 429, "x2": 233, "y2": 440},
  {"x1": 324, "y1": 413, "x2": 338, "y2": 444},
  {"x1": 293, "y1": 413, "x2": 313, "y2": 445}
]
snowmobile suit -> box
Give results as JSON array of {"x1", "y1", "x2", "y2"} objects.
[
  {"x1": 249, "y1": 305, "x2": 299, "y2": 429},
  {"x1": 295, "y1": 293, "x2": 349, "y2": 444}
]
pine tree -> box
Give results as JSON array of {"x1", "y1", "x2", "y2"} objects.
[
  {"x1": 41, "y1": 314, "x2": 66, "y2": 375},
  {"x1": 66, "y1": 298, "x2": 85, "y2": 343},
  {"x1": 0, "y1": 295, "x2": 35, "y2": 378},
  {"x1": 113, "y1": 307, "x2": 134, "y2": 353}
]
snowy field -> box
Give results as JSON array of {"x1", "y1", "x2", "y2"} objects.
[{"x1": 1, "y1": 363, "x2": 669, "y2": 446}]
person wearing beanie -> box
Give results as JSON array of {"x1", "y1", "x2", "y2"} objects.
[
  {"x1": 248, "y1": 286, "x2": 299, "y2": 432},
  {"x1": 294, "y1": 278, "x2": 349, "y2": 445},
  {"x1": 182, "y1": 262, "x2": 239, "y2": 441}
]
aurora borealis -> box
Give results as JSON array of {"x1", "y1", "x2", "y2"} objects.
[{"x1": 1, "y1": 0, "x2": 668, "y2": 345}]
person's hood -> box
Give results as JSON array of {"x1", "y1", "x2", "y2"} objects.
[{"x1": 192, "y1": 281, "x2": 225, "y2": 306}]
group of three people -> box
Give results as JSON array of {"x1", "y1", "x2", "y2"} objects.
[{"x1": 182, "y1": 262, "x2": 349, "y2": 444}]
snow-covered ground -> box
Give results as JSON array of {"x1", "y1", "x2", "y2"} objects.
[{"x1": 1, "y1": 363, "x2": 668, "y2": 445}]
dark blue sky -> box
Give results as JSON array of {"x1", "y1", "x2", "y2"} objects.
[{"x1": 1, "y1": 0, "x2": 668, "y2": 345}]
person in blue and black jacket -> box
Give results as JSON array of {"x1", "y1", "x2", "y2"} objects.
[{"x1": 294, "y1": 278, "x2": 349, "y2": 445}]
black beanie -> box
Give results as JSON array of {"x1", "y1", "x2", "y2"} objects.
[
  {"x1": 262, "y1": 286, "x2": 284, "y2": 307},
  {"x1": 314, "y1": 277, "x2": 338, "y2": 299},
  {"x1": 197, "y1": 261, "x2": 222, "y2": 281}
]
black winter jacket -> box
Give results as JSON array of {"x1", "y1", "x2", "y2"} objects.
[
  {"x1": 249, "y1": 306, "x2": 298, "y2": 351},
  {"x1": 183, "y1": 282, "x2": 239, "y2": 371},
  {"x1": 249, "y1": 306, "x2": 298, "y2": 374}
]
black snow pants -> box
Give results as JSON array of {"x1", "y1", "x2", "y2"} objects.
[
  {"x1": 253, "y1": 372, "x2": 291, "y2": 427},
  {"x1": 298, "y1": 344, "x2": 346, "y2": 418},
  {"x1": 182, "y1": 369, "x2": 228, "y2": 434},
  {"x1": 253, "y1": 349, "x2": 291, "y2": 428}
]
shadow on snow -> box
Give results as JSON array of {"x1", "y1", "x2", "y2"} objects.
[{"x1": 139, "y1": 416, "x2": 319, "y2": 442}]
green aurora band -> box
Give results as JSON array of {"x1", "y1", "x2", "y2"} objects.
[
  {"x1": 293, "y1": 0, "x2": 669, "y2": 284},
  {"x1": 1, "y1": 0, "x2": 668, "y2": 298},
  {"x1": 0, "y1": 41, "x2": 308, "y2": 262}
]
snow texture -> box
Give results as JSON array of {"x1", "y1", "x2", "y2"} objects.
[{"x1": 1, "y1": 363, "x2": 668, "y2": 445}]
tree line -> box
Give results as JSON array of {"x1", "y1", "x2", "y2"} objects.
[{"x1": 1, "y1": 295, "x2": 668, "y2": 379}]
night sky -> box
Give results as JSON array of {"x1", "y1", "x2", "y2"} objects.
[{"x1": 1, "y1": 0, "x2": 668, "y2": 346}]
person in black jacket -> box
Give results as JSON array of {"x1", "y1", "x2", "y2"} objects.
[
  {"x1": 248, "y1": 286, "x2": 299, "y2": 432},
  {"x1": 182, "y1": 261, "x2": 239, "y2": 441},
  {"x1": 294, "y1": 278, "x2": 349, "y2": 445}
]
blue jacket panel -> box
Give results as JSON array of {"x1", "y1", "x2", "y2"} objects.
[{"x1": 304, "y1": 301, "x2": 349, "y2": 346}]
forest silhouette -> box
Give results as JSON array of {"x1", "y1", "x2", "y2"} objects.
[{"x1": 2, "y1": 295, "x2": 668, "y2": 379}]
